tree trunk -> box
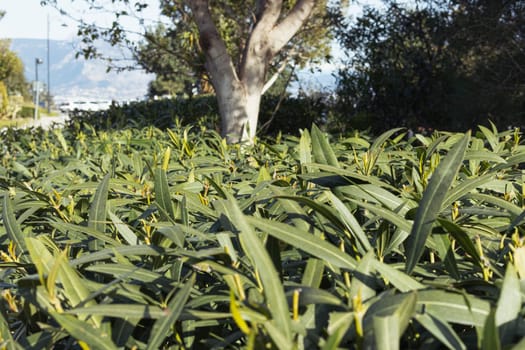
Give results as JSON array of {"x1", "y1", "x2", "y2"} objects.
[
  {"x1": 215, "y1": 77, "x2": 262, "y2": 143},
  {"x1": 188, "y1": 0, "x2": 315, "y2": 143}
]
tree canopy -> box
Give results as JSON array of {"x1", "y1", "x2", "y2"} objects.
[
  {"x1": 0, "y1": 10, "x2": 29, "y2": 99},
  {"x1": 43, "y1": 0, "x2": 344, "y2": 142},
  {"x1": 137, "y1": 1, "x2": 334, "y2": 98},
  {"x1": 335, "y1": 0, "x2": 525, "y2": 131}
]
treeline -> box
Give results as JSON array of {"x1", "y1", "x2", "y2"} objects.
[
  {"x1": 67, "y1": 94, "x2": 333, "y2": 137},
  {"x1": 129, "y1": 0, "x2": 525, "y2": 134},
  {"x1": 334, "y1": 0, "x2": 525, "y2": 132}
]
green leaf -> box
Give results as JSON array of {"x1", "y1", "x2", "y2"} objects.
[
  {"x1": 350, "y1": 252, "x2": 377, "y2": 301},
  {"x1": 301, "y1": 258, "x2": 324, "y2": 288},
  {"x1": 298, "y1": 129, "x2": 312, "y2": 173},
  {"x1": 257, "y1": 166, "x2": 272, "y2": 183},
  {"x1": 370, "y1": 127, "x2": 404, "y2": 152},
  {"x1": 85, "y1": 263, "x2": 168, "y2": 285},
  {"x1": 275, "y1": 195, "x2": 346, "y2": 231},
  {"x1": 433, "y1": 233, "x2": 460, "y2": 280},
  {"x1": 154, "y1": 168, "x2": 176, "y2": 222},
  {"x1": 66, "y1": 304, "x2": 165, "y2": 319},
  {"x1": 0, "y1": 311, "x2": 24, "y2": 350},
  {"x1": 58, "y1": 253, "x2": 101, "y2": 326},
  {"x1": 51, "y1": 312, "x2": 118, "y2": 350},
  {"x1": 370, "y1": 260, "x2": 424, "y2": 292},
  {"x1": 373, "y1": 314, "x2": 400, "y2": 350},
  {"x1": 248, "y1": 216, "x2": 357, "y2": 270},
  {"x1": 371, "y1": 291, "x2": 417, "y2": 350},
  {"x1": 88, "y1": 173, "x2": 111, "y2": 234},
  {"x1": 146, "y1": 274, "x2": 195, "y2": 350},
  {"x1": 340, "y1": 184, "x2": 414, "y2": 214},
  {"x1": 478, "y1": 125, "x2": 499, "y2": 152},
  {"x1": 495, "y1": 264, "x2": 520, "y2": 344},
  {"x1": 108, "y1": 211, "x2": 139, "y2": 245},
  {"x1": 25, "y1": 237, "x2": 55, "y2": 284},
  {"x1": 325, "y1": 312, "x2": 354, "y2": 350},
  {"x1": 415, "y1": 313, "x2": 466, "y2": 350},
  {"x1": 437, "y1": 219, "x2": 482, "y2": 265},
  {"x1": 287, "y1": 286, "x2": 344, "y2": 307},
  {"x1": 49, "y1": 220, "x2": 120, "y2": 246},
  {"x1": 346, "y1": 198, "x2": 412, "y2": 233},
  {"x1": 311, "y1": 124, "x2": 339, "y2": 167},
  {"x1": 365, "y1": 290, "x2": 490, "y2": 328},
  {"x1": 327, "y1": 191, "x2": 373, "y2": 254},
  {"x1": 405, "y1": 132, "x2": 470, "y2": 274},
  {"x1": 482, "y1": 309, "x2": 500, "y2": 350},
  {"x1": 70, "y1": 245, "x2": 166, "y2": 267},
  {"x1": 214, "y1": 197, "x2": 293, "y2": 346},
  {"x1": 2, "y1": 194, "x2": 28, "y2": 258},
  {"x1": 66, "y1": 304, "x2": 229, "y2": 321}
]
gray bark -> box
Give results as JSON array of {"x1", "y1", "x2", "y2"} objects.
[{"x1": 188, "y1": 0, "x2": 315, "y2": 143}]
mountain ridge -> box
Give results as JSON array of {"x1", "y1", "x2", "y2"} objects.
[{"x1": 9, "y1": 38, "x2": 152, "y2": 102}]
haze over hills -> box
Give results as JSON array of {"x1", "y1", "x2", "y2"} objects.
[
  {"x1": 10, "y1": 38, "x2": 153, "y2": 102},
  {"x1": 9, "y1": 38, "x2": 336, "y2": 104}
]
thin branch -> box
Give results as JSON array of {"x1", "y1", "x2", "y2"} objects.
[{"x1": 261, "y1": 57, "x2": 290, "y2": 95}]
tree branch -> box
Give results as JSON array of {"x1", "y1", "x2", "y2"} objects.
[
  {"x1": 186, "y1": 0, "x2": 238, "y2": 83},
  {"x1": 269, "y1": 0, "x2": 315, "y2": 55},
  {"x1": 261, "y1": 56, "x2": 290, "y2": 95}
]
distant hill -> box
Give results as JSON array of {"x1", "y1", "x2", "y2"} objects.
[
  {"x1": 10, "y1": 38, "x2": 153, "y2": 102},
  {"x1": 9, "y1": 38, "x2": 336, "y2": 102}
]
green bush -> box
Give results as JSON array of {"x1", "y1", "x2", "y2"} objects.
[
  {"x1": 67, "y1": 94, "x2": 332, "y2": 137},
  {"x1": 1, "y1": 121, "x2": 524, "y2": 348},
  {"x1": 0, "y1": 81, "x2": 8, "y2": 118},
  {"x1": 18, "y1": 105, "x2": 35, "y2": 119}
]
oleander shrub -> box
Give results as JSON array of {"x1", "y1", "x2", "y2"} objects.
[
  {"x1": 1, "y1": 121, "x2": 525, "y2": 349},
  {"x1": 67, "y1": 94, "x2": 331, "y2": 137}
]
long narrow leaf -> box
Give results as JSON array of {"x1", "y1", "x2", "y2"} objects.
[
  {"x1": 311, "y1": 124, "x2": 339, "y2": 167},
  {"x1": 327, "y1": 191, "x2": 373, "y2": 254},
  {"x1": 415, "y1": 313, "x2": 466, "y2": 350},
  {"x1": 0, "y1": 311, "x2": 24, "y2": 350},
  {"x1": 154, "y1": 168, "x2": 176, "y2": 222},
  {"x1": 406, "y1": 132, "x2": 470, "y2": 274},
  {"x1": 248, "y1": 216, "x2": 357, "y2": 270},
  {"x1": 495, "y1": 264, "x2": 520, "y2": 344},
  {"x1": 51, "y1": 312, "x2": 118, "y2": 350},
  {"x1": 146, "y1": 274, "x2": 195, "y2": 350},
  {"x1": 88, "y1": 173, "x2": 111, "y2": 233},
  {"x1": 214, "y1": 198, "x2": 293, "y2": 346},
  {"x1": 2, "y1": 194, "x2": 28, "y2": 257}
]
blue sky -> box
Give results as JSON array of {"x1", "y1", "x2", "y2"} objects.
[
  {"x1": 0, "y1": 0, "x2": 161, "y2": 40},
  {"x1": 1, "y1": 1, "x2": 381, "y2": 41},
  {"x1": 0, "y1": 1, "x2": 384, "y2": 98}
]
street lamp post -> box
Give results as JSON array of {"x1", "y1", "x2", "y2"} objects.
[{"x1": 34, "y1": 58, "x2": 43, "y2": 120}]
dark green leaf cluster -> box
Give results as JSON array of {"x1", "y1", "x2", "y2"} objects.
[
  {"x1": 64, "y1": 94, "x2": 331, "y2": 137},
  {"x1": 335, "y1": 0, "x2": 525, "y2": 132},
  {"x1": 1, "y1": 122, "x2": 525, "y2": 348},
  {"x1": 0, "y1": 39, "x2": 30, "y2": 100}
]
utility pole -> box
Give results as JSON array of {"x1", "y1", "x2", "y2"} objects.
[{"x1": 47, "y1": 13, "x2": 51, "y2": 114}]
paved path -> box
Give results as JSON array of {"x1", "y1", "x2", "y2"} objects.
[{"x1": 24, "y1": 114, "x2": 69, "y2": 129}]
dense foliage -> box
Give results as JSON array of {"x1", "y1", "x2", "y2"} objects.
[
  {"x1": 0, "y1": 39, "x2": 29, "y2": 100},
  {"x1": 1, "y1": 120, "x2": 525, "y2": 349},
  {"x1": 0, "y1": 10, "x2": 30, "y2": 120},
  {"x1": 66, "y1": 95, "x2": 331, "y2": 137},
  {"x1": 336, "y1": 0, "x2": 525, "y2": 132}
]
